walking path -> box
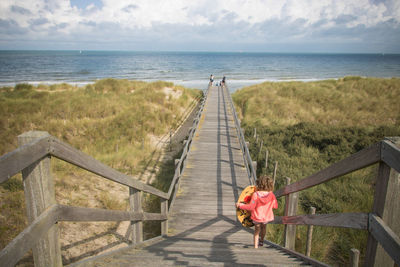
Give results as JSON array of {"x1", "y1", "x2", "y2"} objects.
[{"x1": 77, "y1": 85, "x2": 310, "y2": 266}]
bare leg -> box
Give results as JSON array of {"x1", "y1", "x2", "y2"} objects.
[
  {"x1": 254, "y1": 224, "x2": 261, "y2": 248},
  {"x1": 259, "y1": 224, "x2": 266, "y2": 245}
]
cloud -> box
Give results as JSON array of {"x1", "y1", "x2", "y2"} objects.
[
  {"x1": 0, "y1": 0, "x2": 399, "y2": 52},
  {"x1": 122, "y1": 4, "x2": 139, "y2": 13},
  {"x1": 11, "y1": 5, "x2": 32, "y2": 15}
]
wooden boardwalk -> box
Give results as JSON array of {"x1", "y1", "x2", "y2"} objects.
[{"x1": 77, "y1": 85, "x2": 310, "y2": 266}]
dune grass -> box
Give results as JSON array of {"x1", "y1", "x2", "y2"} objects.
[
  {"x1": 233, "y1": 76, "x2": 400, "y2": 127},
  {"x1": 232, "y1": 77, "x2": 400, "y2": 265},
  {"x1": 0, "y1": 79, "x2": 201, "y2": 258}
]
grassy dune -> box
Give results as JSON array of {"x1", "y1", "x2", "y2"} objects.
[
  {"x1": 232, "y1": 77, "x2": 400, "y2": 265},
  {"x1": 0, "y1": 79, "x2": 201, "y2": 263}
]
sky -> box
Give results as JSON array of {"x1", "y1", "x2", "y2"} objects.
[{"x1": 0, "y1": 0, "x2": 399, "y2": 53}]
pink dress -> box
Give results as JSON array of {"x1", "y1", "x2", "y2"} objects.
[{"x1": 239, "y1": 191, "x2": 278, "y2": 223}]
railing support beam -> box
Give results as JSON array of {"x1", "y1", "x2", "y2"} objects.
[
  {"x1": 161, "y1": 199, "x2": 168, "y2": 236},
  {"x1": 284, "y1": 177, "x2": 298, "y2": 250},
  {"x1": 350, "y1": 248, "x2": 360, "y2": 267},
  {"x1": 365, "y1": 138, "x2": 400, "y2": 266},
  {"x1": 306, "y1": 207, "x2": 316, "y2": 256},
  {"x1": 129, "y1": 188, "x2": 143, "y2": 244},
  {"x1": 18, "y1": 131, "x2": 62, "y2": 267}
]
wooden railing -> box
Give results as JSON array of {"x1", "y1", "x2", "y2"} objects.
[
  {"x1": 269, "y1": 137, "x2": 400, "y2": 266},
  {"x1": 225, "y1": 84, "x2": 399, "y2": 266},
  {"x1": 0, "y1": 86, "x2": 209, "y2": 267},
  {"x1": 222, "y1": 84, "x2": 257, "y2": 185}
]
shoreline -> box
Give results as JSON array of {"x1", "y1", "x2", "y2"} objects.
[{"x1": 1, "y1": 76, "x2": 399, "y2": 92}]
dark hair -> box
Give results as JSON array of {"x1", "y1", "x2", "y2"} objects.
[{"x1": 256, "y1": 175, "x2": 274, "y2": 191}]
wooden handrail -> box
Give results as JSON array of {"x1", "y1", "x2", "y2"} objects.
[
  {"x1": 3, "y1": 83, "x2": 397, "y2": 266},
  {"x1": 0, "y1": 204, "x2": 59, "y2": 267},
  {"x1": 231, "y1": 90, "x2": 400, "y2": 266},
  {"x1": 270, "y1": 212, "x2": 368, "y2": 229},
  {"x1": 0, "y1": 87, "x2": 208, "y2": 267},
  {"x1": 50, "y1": 137, "x2": 168, "y2": 199},
  {"x1": 0, "y1": 203, "x2": 168, "y2": 267},
  {"x1": 223, "y1": 83, "x2": 257, "y2": 185},
  {"x1": 248, "y1": 137, "x2": 399, "y2": 265},
  {"x1": 166, "y1": 86, "x2": 209, "y2": 205},
  {"x1": 57, "y1": 204, "x2": 167, "y2": 222},
  {"x1": 274, "y1": 141, "x2": 385, "y2": 198},
  {"x1": 0, "y1": 135, "x2": 50, "y2": 183}
]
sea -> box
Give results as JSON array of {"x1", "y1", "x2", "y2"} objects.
[{"x1": 1, "y1": 50, "x2": 399, "y2": 92}]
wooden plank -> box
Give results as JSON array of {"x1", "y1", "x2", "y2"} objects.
[
  {"x1": 167, "y1": 157, "x2": 183, "y2": 198},
  {"x1": 0, "y1": 135, "x2": 49, "y2": 183},
  {"x1": 306, "y1": 207, "x2": 316, "y2": 257},
  {"x1": 366, "y1": 137, "x2": 400, "y2": 267},
  {"x1": 57, "y1": 205, "x2": 166, "y2": 222},
  {"x1": 18, "y1": 131, "x2": 62, "y2": 267},
  {"x1": 0, "y1": 204, "x2": 58, "y2": 267},
  {"x1": 50, "y1": 138, "x2": 168, "y2": 199},
  {"x1": 350, "y1": 248, "x2": 360, "y2": 267},
  {"x1": 264, "y1": 239, "x2": 330, "y2": 267},
  {"x1": 130, "y1": 188, "x2": 143, "y2": 244},
  {"x1": 365, "y1": 162, "x2": 392, "y2": 265},
  {"x1": 161, "y1": 199, "x2": 168, "y2": 236},
  {"x1": 284, "y1": 177, "x2": 298, "y2": 250},
  {"x1": 368, "y1": 214, "x2": 400, "y2": 265},
  {"x1": 270, "y1": 213, "x2": 368, "y2": 229},
  {"x1": 381, "y1": 139, "x2": 400, "y2": 173},
  {"x1": 274, "y1": 141, "x2": 381, "y2": 198}
]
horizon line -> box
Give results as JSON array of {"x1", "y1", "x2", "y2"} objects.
[{"x1": 0, "y1": 49, "x2": 398, "y2": 55}]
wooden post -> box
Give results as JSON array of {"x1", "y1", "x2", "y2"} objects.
[
  {"x1": 18, "y1": 131, "x2": 62, "y2": 267},
  {"x1": 161, "y1": 199, "x2": 168, "y2": 236},
  {"x1": 350, "y1": 248, "x2": 360, "y2": 267},
  {"x1": 273, "y1": 161, "x2": 278, "y2": 186},
  {"x1": 258, "y1": 140, "x2": 263, "y2": 157},
  {"x1": 175, "y1": 159, "x2": 180, "y2": 177},
  {"x1": 306, "y1": 207, "x2": 316, "y2": 257},
  {"x1": 129, "y1": 188, "x2": 143, "y2": 244},
  {"x1": 265, "y1": 150, "x2": 269, "y2": 170},
  {"x1": 252, "y1": 161, "x2": 257, "y2": 177},
  {"x1": 284, "y1": 177, "x2": 298, "y2": 250},
  {"x1": 254, "y1": 128, "x2": 257, "y2": 138},
  {"x1": 365, "y1": 138, "x2": 400, "y2": 266},
  {"x1": 169, "y1": 130, "x2": 172, "y2": 151}
]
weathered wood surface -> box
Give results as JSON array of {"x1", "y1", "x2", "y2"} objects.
[
  {"x1": 18, "y1": 131, "x2": 62, "y2": 267},
  {"x1": 284, "y1": 177, "x2": 298, "y2": 250},
  {"x1": 50, "y1": 137, "x2": 168, "y2": 199},
  {"x1": 271, "y1": 213, "x2": 368, "y2": 229},
  {"x1": 381, "y1": 139, "x2": 400, "y2": 173},
  {"x1": 56, "y1": 205, "x2": 166, "y2": 222},
  {"x1": 129, "y1": 187, "x2": 143, "y2": 244},
  {"x1": 368, "y1": 214, "x2": 400, "y2": 265},
  {"x1": 306, "y1": 207, "x2": 316, "y2": 257},
  {"x1": 0, "y1": 204, "x2": 58, "y2": 267},
  {"x1": 0, "y1": 134, "x2": 49, "y2": 183},
  {"x1": 79, "y1": 85, "x2": 312, "y2": 266},
  {"x1": 274, "y1": 141, "x2": 381, "y2": 198},
  {"x1": 366, "y1": 138, "x2": 400, "y2": 266}
]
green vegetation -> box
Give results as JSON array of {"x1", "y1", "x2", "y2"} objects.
[
  {"x1": 0, "y1": 79, "x2": 201, "y2": 253},
  {"x1": 232, "y1": 77, "x2": 400, "y2": 265}
]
